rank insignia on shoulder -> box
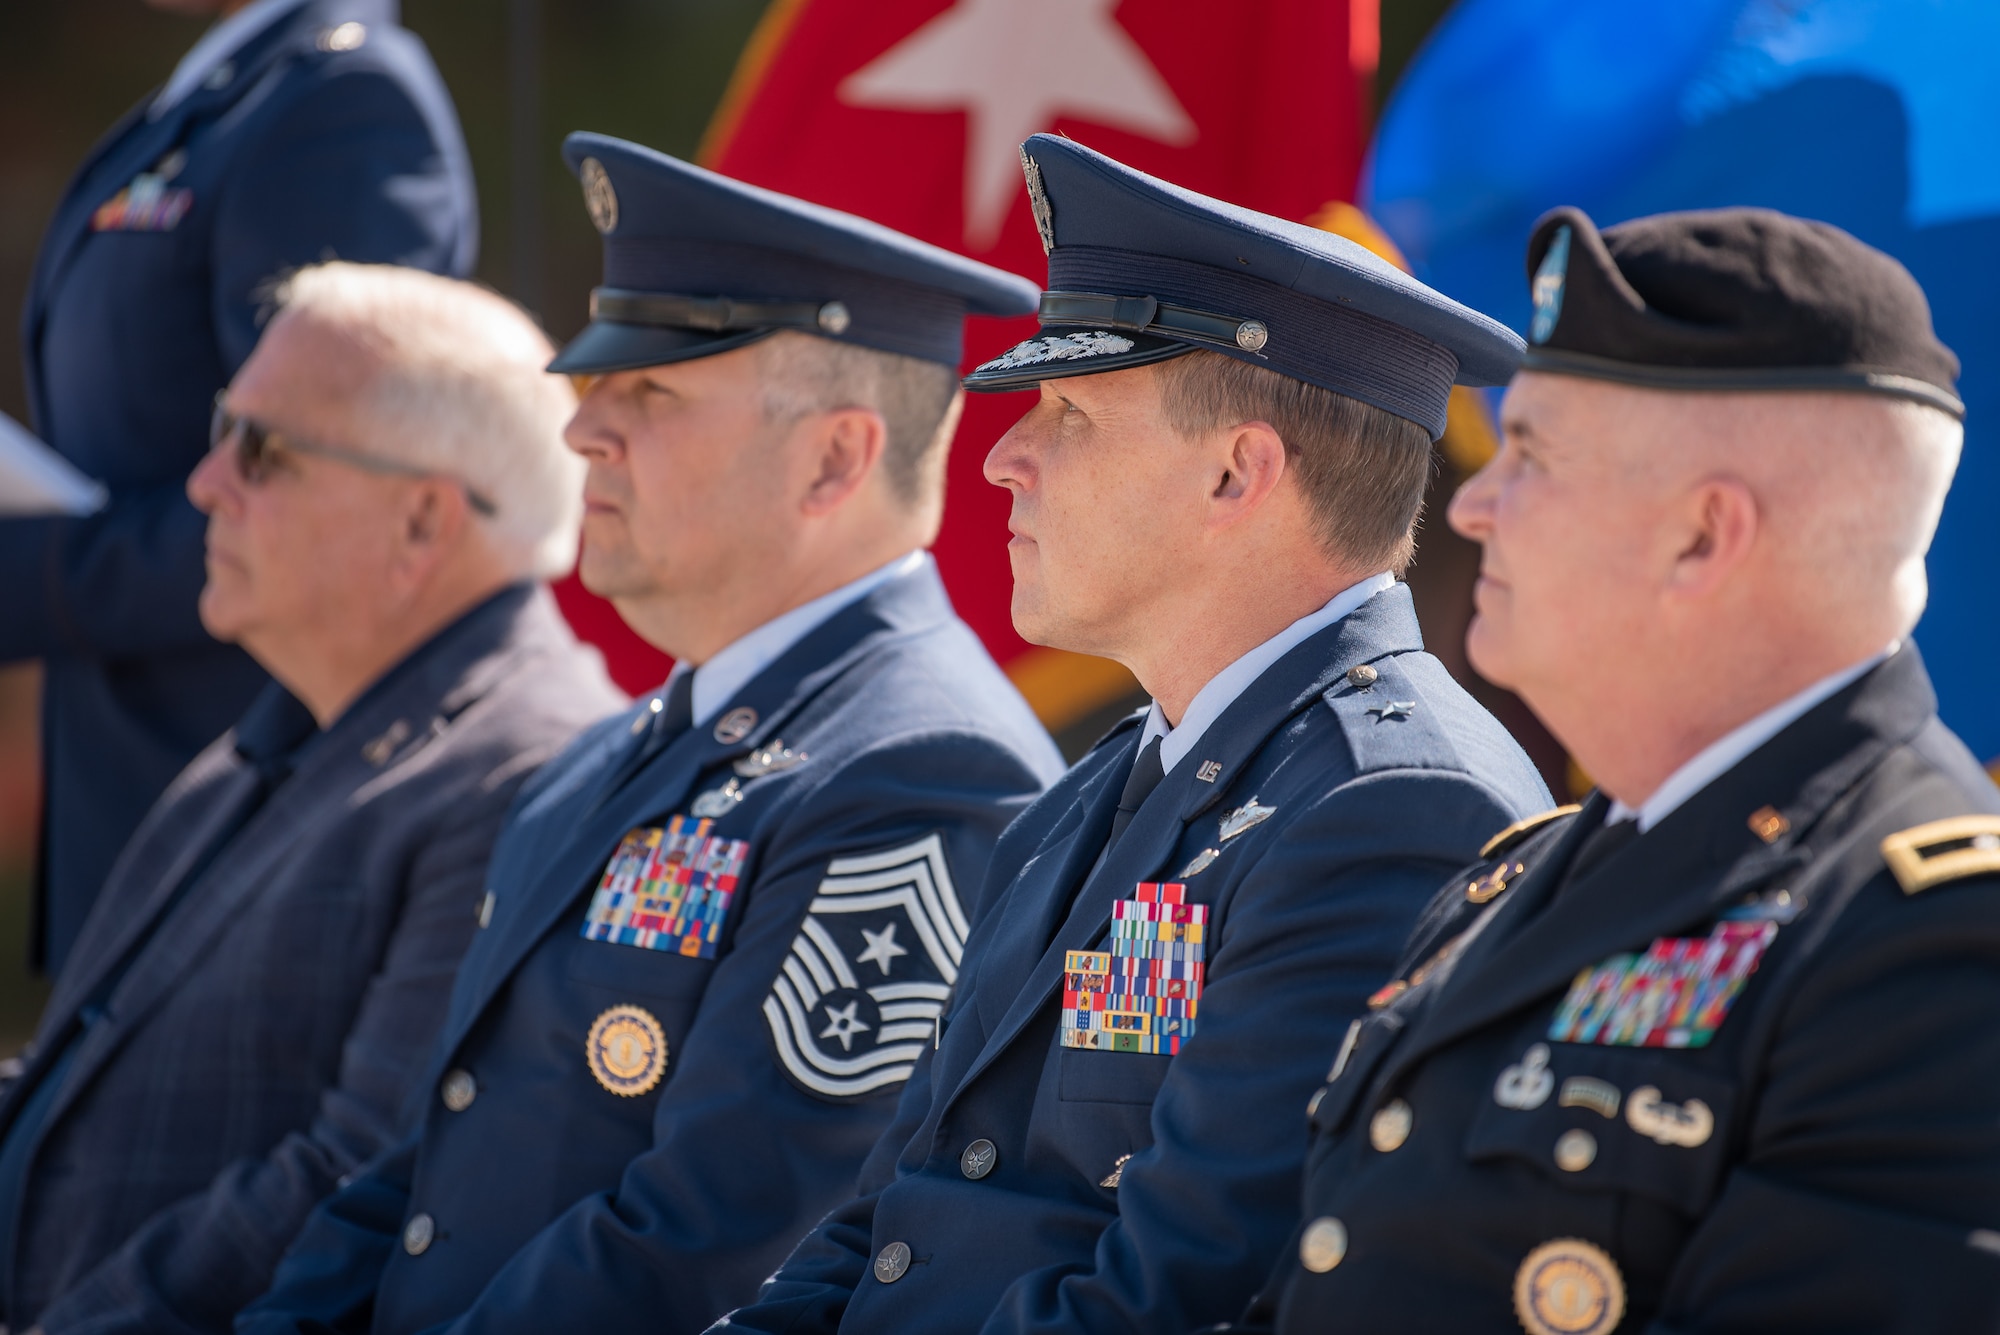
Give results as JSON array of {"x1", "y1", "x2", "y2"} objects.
[
  {"x1": 1062, "y1": 882, "x2": 1206, "y2": 1055},
  {"x1": 764, "y1": 834, "x2": 966, "y2": 1099},
  {"x1": 582, "y1": 816, "x2": 748, "y2": 959},
  {"x1": 1547, "y1": 921, "x2": 1776, "y2": 1048},
  {"x1": 1881, "y1": 815, "x2": 2000, "y2": 894},
  {"x1": 1481, "y1": 804, "x2": 1583, "y2": 860},
  {"x1": 1218, "y1": 796, "x2": 1276, "y2": 842}
]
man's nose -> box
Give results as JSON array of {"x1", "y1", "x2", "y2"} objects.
[
  {"x1": 1446, "y1": 458, "x2": 1500, "y2": 543},
  {"x1": 983, "y1": 411, "x2": 1041, "y2": 490},
  {"x1": 185, "y1": 440, "x2": 234, "y2": 514}
]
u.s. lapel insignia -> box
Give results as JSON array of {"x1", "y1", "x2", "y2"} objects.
[
  {"x1": 361, "y1": 719, "x2": 411, "y2": 767},
  {"x1": 690, "y1": 778, "x2": 743, "y2": 819},
  {"x1": 764, "y1": 835, "x2": 966, "y2": 1099},
  {"x1": 734, "y1": 741, "x2": 807, "y2": 779},
  {"x1": 586, "y1": 1004, "x2": 668, "y2": 1096},
  {"x1": 1177, "y1": 847, "x2": 1220, "y2": 878},
  {"x1": 1218, "y1": 796, "x2": 1276, "y2": 842},
  {"x1": 712, "y1": 706, "x2": 758, "y2": 745}
]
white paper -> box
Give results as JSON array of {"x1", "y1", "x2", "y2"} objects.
[{"x1": 0, "y1": 412, "x2": 108, "y2": 517}]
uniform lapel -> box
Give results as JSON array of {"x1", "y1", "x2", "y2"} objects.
[{"x1": 1388, "y1": 649, "x2": 1936, "y2": 1078}]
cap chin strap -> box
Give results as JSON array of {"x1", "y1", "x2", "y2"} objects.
[
  {"x1": 589, "y1": 287, "x2": 853, "y2": 336},
  {"x1": 1039, "y1": 290, "x2": 1270, "y2": 354}
]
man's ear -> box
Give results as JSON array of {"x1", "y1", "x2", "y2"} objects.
[
  {"x1": 800, "y1": 406, "x2": 887, "y2": 516},
  {"x1": 1665, "y1": 475, "x2": 1759, "y2": 598},
  {"x1": 1206, "y1": 420, "x2": 1289, "y2": 528},
  {"x1": 393, "y1": 480, "x2": 468, "y2": 584}
]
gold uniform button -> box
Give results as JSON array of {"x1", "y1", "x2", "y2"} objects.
[
  {"x1": 1298, "y1": 1216, "x2": 1348, "y2": 1273},
  {"x1": 1368, "y1": 1098, "x2": 1413, "y2": 1152},
  {"x1": 440, "y1": 1068, "x2": 476, "y2": 1112},
  {"x1": 1554, "y1": 1128, "x2": 1598, "y2": 1173},
  {"x1": 402, "y1": 1211, "x2": 435, "y2": 1256},
  {"x1": 1514, "y1": 1237, "x2": 1626, "y2": 1335},
  {"x1": 874, "y1": 1240, "x2": 912, "y2": 1283}
]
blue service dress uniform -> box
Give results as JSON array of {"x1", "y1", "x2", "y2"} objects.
[
  {"x1": 719, "y1": 584, "x2": 1552, "y2": 1335},
  {"x1": 240, "y1": 562, "x2": 1064, "y2": 1334},
  {"x1": 7, "y1": 0, "x2": 475, "y2": 970},
  {"x1": 1234, "y1": 646, "x2": 2000, "y2": 1334}
]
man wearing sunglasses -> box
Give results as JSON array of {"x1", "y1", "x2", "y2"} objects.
[{"x1": 0, "y1": 263, "x2": 620, "y2": 1335}]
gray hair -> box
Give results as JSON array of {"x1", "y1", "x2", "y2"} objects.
[{"x1": 272, "y1": 263, "x2": 583, "y2": 578}]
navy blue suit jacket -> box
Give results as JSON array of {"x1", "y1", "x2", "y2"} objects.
[
  {"x1": 0, "y1": 586, "x2": 619, "y2": 1333},
  {"x1": 240, "y1": 563, "x2": 1065, "y2": 1335},
  {"x1": 719, "y1": 584, "x2": 1552, "y2": 1335},
  {"x1": 7, "y1": 0, "x2": 476, "y2": 971}
]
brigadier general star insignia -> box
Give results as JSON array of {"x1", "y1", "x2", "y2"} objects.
[{"x1": 1366, "y1": 700, "x2": 1417, "y2": 723}]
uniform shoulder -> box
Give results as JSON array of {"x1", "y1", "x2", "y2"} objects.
[
  {"x1": 1480, "y1": 803, "x2": 1584, "y2": 860},
  {"x1": 1320, "y1": 652, "x2": 1542, "y2": 798}
]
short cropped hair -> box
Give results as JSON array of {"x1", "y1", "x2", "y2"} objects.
[
  {"x1": 1155, "y1": 350, "x2": 1434, "y2": 573},
  {"x1": 271, "y1": 263, "x2": 584, "y2": 578},
  {"x1": 755, "y1": 332, "x2": 962, "y2": 509}
]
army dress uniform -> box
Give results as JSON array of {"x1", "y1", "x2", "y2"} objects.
[
  {"x1": 239, "y1": 137, "x2": 1061, "y2": 1335},
  {"x1": 718, "y1": 135, "x2": 1552, "y2": 1335},
  {"x1": 1246, "y1": 210, "x2": 2000, "y2": 1333}
]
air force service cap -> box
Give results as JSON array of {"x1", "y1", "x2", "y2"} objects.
[
  {"x1": 550, "y1": 132, "x2": 1041, "y2": 376},
  {"x1": 961, "y1": 134, "x2": 1525, "y2": 440},
  {"x1": 1522, "y1": 205, "x2": 1962, "y2": 418}
]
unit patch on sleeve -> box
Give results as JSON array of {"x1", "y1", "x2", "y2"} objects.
[
  {"x1": 1547, "y1": 920, "x2": 1776, "y2": 1048},
  {"x1": 764, "y1": 834, "x2": 967, "y2": 1099},
  {"x1": 582, "y1": 816, "x2": 748, "y2": 960},
  {"x1": 1062, "y1": 881, "x2": 1207, "y2": 1055}
]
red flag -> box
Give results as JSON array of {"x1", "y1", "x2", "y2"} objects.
[{"x1": 563, "y1": 1, "x2": 1374, "y2": 717}]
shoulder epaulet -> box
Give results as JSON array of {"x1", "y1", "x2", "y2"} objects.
[
  {"x1": 1479, "y1": 804, "x2": 1583, "y2": 860},
  {"x1": 1880, "y1": 815, "x2": 2000, "y2": 894}
]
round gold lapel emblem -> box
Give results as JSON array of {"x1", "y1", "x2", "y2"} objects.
[
  {"x1": 586, "y1": 1004, "x2": 667, "y2": 1096},
  {"x1": 1513, "y1": 1238, "x2": 1625, "y2": 1335}
]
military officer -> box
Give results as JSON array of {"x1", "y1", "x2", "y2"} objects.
[
  {"x1": 1238, "y1": 208, "x2": 2000, "y2": 1334},
  {"x1": 238, "y1": 136, "x2": 1063, "y2": 1334},
  {"x1": 716, "y1": 135, "x2": 1551, "y2": 1335},
  {"x1": 7, "y1": 0, "x2": 476, "y2": 971}
]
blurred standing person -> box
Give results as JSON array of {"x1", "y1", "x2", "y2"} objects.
[
  {"x1": 5, "y1": 0, "x2": 476, "y2": 972},
  {"x1": 0, "y1": 263, "x2": 619, "y2": 1335}
]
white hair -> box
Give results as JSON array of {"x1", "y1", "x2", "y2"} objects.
[{"x1": 273, "y1": 263, "x2": 583, "y2": 578}]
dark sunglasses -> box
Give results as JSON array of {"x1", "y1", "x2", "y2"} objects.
[{"x1": 209, "y1": 392, "x2": 498, "y2": 517}]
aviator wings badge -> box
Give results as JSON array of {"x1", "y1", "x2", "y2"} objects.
[{"x1": 1218, "y1": 796, "x2": 1276, "y2": 842}]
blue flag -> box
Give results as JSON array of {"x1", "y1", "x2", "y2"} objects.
[{"x1": 1369, "y1": 0, "x2": 2000, "y2": 763}]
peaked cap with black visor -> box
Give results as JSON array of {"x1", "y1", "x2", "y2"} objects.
[
  {"x1": 962, "y1": 134, "x2": 1526, "y2": 441},
  {"x1": 549, "y1": 133, "x2": 1041, "y2": 376},
  {"x1": 1519, "y1": 204, "x2": 1963, "y2": 418}
]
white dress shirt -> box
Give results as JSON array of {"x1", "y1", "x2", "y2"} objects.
[
  {"x1": 152, "y1": 0, "x2": 312, "y2": 114},
  {"x1": 1139, "y1": 571, "x2": 1398, "y2": 774},
  {"x1": 1605, "y1": 643, "x2": 1897, "y2": 832},
  {"x1": 665, "y1": 551, "x2": 927, "y2": 727}
]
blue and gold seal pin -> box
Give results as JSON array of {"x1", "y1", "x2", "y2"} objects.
[
  {"x1": 1513, "y1": 1237, "x2": 1624, "y2": 1335},
  {"x1": 586, "y1": 1004, "x2": 668, "y2": 1097}
]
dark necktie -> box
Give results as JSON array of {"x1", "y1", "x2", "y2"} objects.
[
  {"x1": 639, "y1": 670, "x2": 697, "y2": 762},
  {"x1": 1563, "y1": 814, "x2": 1640, "y2": 888},
  {"x1": 1106, "y1": 736, "x2": 1166, "y2": 852}
]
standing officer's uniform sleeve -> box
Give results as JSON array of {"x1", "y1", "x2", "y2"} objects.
[
  {"x1": 35, "y1": 781, "x2": 508, "y2": 1335},
  {"x1": 724, "y1": 770, "x2": 1527, "y2": 1335},
  {"x1": 245, "y1": 731, "x2": 1049, "y2": 1335},
  {"x1": 0, "y1": 57, "x2": 471, "y2": 665},
  {"x1": 1646, "y1": 871, "x2": 2000, "y2": 1332}
]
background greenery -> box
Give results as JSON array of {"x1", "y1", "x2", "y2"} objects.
[{"x1": 0, "y1": 0, "x2": 1461, "y2": 1046}]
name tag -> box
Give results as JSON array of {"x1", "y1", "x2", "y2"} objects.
[
  {"x1": 582, "y1": 815, "x2": 748, "y2": 960},
  {"x1": 1062, "y1": 882, "x2": 1208, "y2": 1055},
  {"x1": 1548, "y1": 920, "x2": 1776, "y2": 1048}
]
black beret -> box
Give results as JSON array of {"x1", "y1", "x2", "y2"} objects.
[{"x1": 1522, "y1": 205, "x2": 1962, "y2": 418}]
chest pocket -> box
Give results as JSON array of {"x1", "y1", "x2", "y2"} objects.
[{"x1": 1466, "y1": 1040, "x2": 1738, "y2": 1216}]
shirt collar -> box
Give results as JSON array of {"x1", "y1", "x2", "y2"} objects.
[
  {"x1": 1606, "y1": 642, "x2": 1898, "y2": 832},
  {"x1": 153, "y1": 0, "x2": 312, "y2": 114},
  {"x1": 1140, "y1": 571, "x2": 1397, "y2": 774},
  {"x1": 668, "y1": 550, "x2": 927, "y2": 728}
]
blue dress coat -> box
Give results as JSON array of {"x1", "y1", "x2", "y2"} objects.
[
  {"x1": 240, "y1": 563, "x2": 1064, "y2": 1334},
  {"x1": 719, "y1": 584, "x2": 1552, "y2": 1335},
  {"x1": 0, "y1": 586, "x2": 618, "y2": 1333},
  {"x1": 5, "y1": 0, "x2": 476, "y2": 970}
]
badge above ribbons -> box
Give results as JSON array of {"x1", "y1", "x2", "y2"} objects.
[{"x1": 764, "y1": 834, "x2": 967, "y2": 1099}]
